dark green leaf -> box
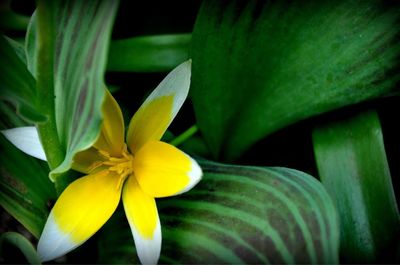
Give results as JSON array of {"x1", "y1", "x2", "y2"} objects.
[
  {"x1": 0, "y1": 232, "x2": 41, "y2": 264},
  {"x1": 191, "y1": 0, "x2": 400, "y2": 160},
  {"x1": 0, "y1": 134, "x2": 56, "y2": 238},
  {"x1": 5, "y1": 36, "x2": 26, "y2": 65},
  {"x1": 0, "y1": 36, "x2": 46, "y2": 123},
  {"x1": 34, "y1": 0, "x2": 119, "y2": 185},
  {"x1": 107, "y1": 34, "x2": 190, "y2": 72},
  {"x1": 313, "y1": 110, "x2": 400, "y2": 262},
  {"x1": 99, "y1": 161, "x2": 339, "y2": 264}
]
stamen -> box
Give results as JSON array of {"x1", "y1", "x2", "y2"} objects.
[
  {"x1": 98, "y1": 149, "x2": 111, "y2": 159},
  {"x1": 97, "y1": 146, "x2": 134, "y2": 190}
]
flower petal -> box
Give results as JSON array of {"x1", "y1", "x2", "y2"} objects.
[
  {"x1": 93, "y1": 89, "x2": 125, "y2": 157},
  {"x1": 122, "y1": 176, "x2": 161, "y2": 265},
  {"x1": 132, "y1": 141, "x2": 202, "y2": 198},
  {"x1": 37, "y1": 170, "x2": 121, "y2": 262},
  {"x1": 127, "y1": 60, "x2": 191, "y2": 153},
  {"x1": 1, "y1": 126, "x2": 46, "y2": 161}
]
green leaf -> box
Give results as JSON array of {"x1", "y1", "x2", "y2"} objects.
[
  {"x1": 0, "y1": 36, "x2": 46, "y2": 123},
  {"x1": 0, "y1": 232, "x2": 41, "y2": 264},
  {"x1": 313, "y1": 110, "x2": 400, "y2": 262},
  {"x1": 98, "y1": 161, "x2": 339, "y2": 264},
  {"x1": 107, "y1": 34, "x2": 190, "y2": 72},
  {"x1": 190, "y1": 0, "x2": 400, "y2": 161},
  {"x1": 34, "y1": 0, "x2": 119, "y2": 185},
  {"x1": 0, "y1": 134, "x2": 56, "y2": 238},
  {"x1": 25, "y1": 12, "x2": 37, "y2": 78},
  {"x1": 5, "y1": 36, "x2": 27, "y2": 65}
]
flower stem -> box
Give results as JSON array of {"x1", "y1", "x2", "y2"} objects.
[{"x1": 170, "y1": 125, "x2": 198, "y2": 147}]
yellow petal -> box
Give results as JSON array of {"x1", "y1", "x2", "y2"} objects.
[
  {"x1": 93, "y1": 89, "x2": 125, "y2": 157},
  {"x1": 71, "y1": 147, "x2": 106, "y2": 174},
  {"x1": 37, "y1": 170, "x2": 121, "y2": 262},
  {"x1": 127, "y1": 60, "x2": 191, "y2": 153},
  {"x1": 122, "y1": 176, "x2": 161, "y2": 265},
  {"x1": 132, "y1": 141, "x2": 202, "y2": 198}
]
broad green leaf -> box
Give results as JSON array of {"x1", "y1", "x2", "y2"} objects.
[
  {"x1": 0, "y1": 36, "x2": 46, "y2": 123},
  {"x1": 34, "y1": 0, "x2": 119, "y2": 183},
  {"x1": 313, "y1": 110, "x2": 400, "y2": 262},
  {"x1": 0, "y1": 134, "x2": 56, "y2": 238},
  {"x1": 0, "y1": 232, "x2": 41, "y2": 264},
  {"x1": 107, "y1": 34, "x2": 190, "y2": 72},
  {"x1": 99, "y1": 161, "x2": 339, "y2": 264},
  {"x1": 191, "y1": 0, "x2": 400, "y2": 161}
]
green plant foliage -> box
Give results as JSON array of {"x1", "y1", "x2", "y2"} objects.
[
  {"x1": 0, "y1": 36, "x2": 45, "y2": 123},
  {"x1": 25, "y1": 12, "x2": 37, "y2": 77},
  {"x1": 313, "y1": 110, "x2": 400, "y2": 262},
  {"x1": 0, "y1": 135, "x2": 56, "y2": 238},
  {"x1": 107, "y1": 34, "x2": 190, "y2": 72},
  {"x1": 5, "y1": 37, "x2": 26, "y2": 65},
  {"x1": 98, "y1": 161, "x2": 339, "y2": 264},
  {"x1": 34, "y1": 0, "x2": 119, "y2": 182},
  {"x1": 0, "y1": 232, "x2": 41, "y2": 264},
  {"x1": 190, "y1": 0, "x2": 400, "y2": 161}
]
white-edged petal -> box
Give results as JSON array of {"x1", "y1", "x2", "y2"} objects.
[
  {"x1": 132, "y1": 218, "x2": 161, "y2": 265},
  {"x1": 176, "y1": 156, "x2": 202, "y2": 195},
  {"x1": 1, "y1": 126, "x2": 46, "y2": 160},
  {"x1": 37, "y1": 213, "x2": 78, "y2": 262},
  {"x1": 122, "y1": 176, "x2": 161, "y2": 265},
  {"x1": 127, "y1": 59, "x2": 192, "y2": 153},
  {"x1": 37, "y1": 171, "x2": 122, "y2": 262}
]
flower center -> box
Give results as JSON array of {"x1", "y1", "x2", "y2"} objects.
[{"x1": 98, "y1": 145, "x2": 134, "y2": 189}]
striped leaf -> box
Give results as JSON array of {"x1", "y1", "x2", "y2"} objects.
[
  {"x1": 313, "y1": 110, "x2": 400, "y2": 262},
  {"x1": 0, "y1": 134, "x2": 56, "y2": 238},
  {"x1": 190, "y1": 0, "x2": 400, "y2": 161},
  {"x1": 0, "y1": 35, "x2": 45, "y2": 123},
  {"x1": 98, "y1": 161, "x2": 339, "y2": 264},
  {"x1": 34, "y1": 0, "x2": 119, "y2": 182}
]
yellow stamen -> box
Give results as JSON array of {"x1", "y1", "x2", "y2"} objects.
[{"x1": 96, "y1": 144, "x2": 134, "y2": 190}]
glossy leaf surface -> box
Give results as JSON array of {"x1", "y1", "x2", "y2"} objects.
[
  {"x1": 313, "y1": 110, "x2": 400, "y2": 262},
  {"x1": 191, "y1": 0, "x2": 400, "y2": 160}
]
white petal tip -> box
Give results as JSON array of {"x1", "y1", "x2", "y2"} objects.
[
  {"x1": 133, "y1": 221, "x2": 161, "y2": 265},
  {"x1": 1, "y1": 127, "x2": 47, "y2": 161},
  {"x1": 188, "y1": 157, "x2": 202, "y2": 185},
  {"x1": 176, "y1": 156, "x2": 202, "y2": 195},
  {"x1": 37, "y1": 214, "x2": 78, "y2": 262}
]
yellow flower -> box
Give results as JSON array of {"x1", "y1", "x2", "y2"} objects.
[{"x1": 3, "y1": 60, "x2": 202, "y2": 264}]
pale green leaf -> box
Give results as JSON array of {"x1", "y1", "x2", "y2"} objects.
[
  {"x1": 313, "y1": 110, "x2": 400, "y2": 262},
  {"x1": 34, "y1": 0, "x2": 119, "y2": 184}
]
